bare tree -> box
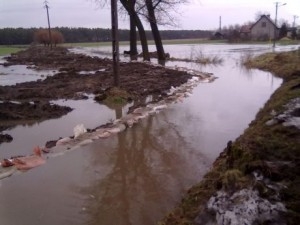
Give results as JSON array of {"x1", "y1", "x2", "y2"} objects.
[
  {"x1": 255, "y1": 11, "x2": 271, "y2": 21},
  {"x1": 93, "y1": 0, "x2": 189, "y2": 62},
  {"x1": 126, "y1": 0, "x2": 138, "y2": 60},
  {"x1": 93, "y1": 0, "x2": 150, "y2": 61},
  {"x1": 136, "y1": 0, "x2": 189, "y2": 61},
  {"x1": 145, "y1": 0, "x2": 165, "y2": 61},
  {"x1": 119, "y1": 0, "x2": 150, "y2": 61},
  {"x1": 278, "y1": 18, "x2": 290, "y2": 27}
]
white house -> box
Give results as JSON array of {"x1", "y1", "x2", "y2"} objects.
[{"x1": 250, "y1": 15, "x2": 279, "y2": 41}]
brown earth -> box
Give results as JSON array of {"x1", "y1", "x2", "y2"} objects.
[{"x1": 0, "y1": 46, "x2": 192, "y2": 143}]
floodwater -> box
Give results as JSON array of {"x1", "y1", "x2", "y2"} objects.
[
  {"x1": 0, "y1": 57, "x2": 57, "y2": 86},
  {"x1": 1, "y1": 43, "x2": 297, "y2": 225}
]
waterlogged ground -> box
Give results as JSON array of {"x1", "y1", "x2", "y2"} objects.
[
  {"x1": 0, "y1": 57, "x2": 57, "y2": 86},
  {"x1": 0, "y1": 43, "x2": 296, "y2": 225}
]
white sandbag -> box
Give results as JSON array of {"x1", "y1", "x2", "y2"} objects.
[
  {"x1": 74, "y1": 124, "x2": 87, "y2": 138},
  {"x1": 112, "y1": 123, "x2": 126, "y2": 132},
  {"x1": 133, "y1": 107, "x2": 144, "y2": 114},
  {"x1": 134, "y1": 112, "x2": 148, "y2": 120},
  {"x1": 0, "y1": 167, "x2": 17, "y2": 180},
  {"x1": 106, "y1": 127, "x2": 121, "y2": 134},
  {"x1": 56, "y1": 137, "x2": 72, "y2": 145},
  {"x1": 97, "y1": 131, "x2": 111, "y2": 138},
  {"x1": 78, "y1": 139, "x2": 93, "y2": 146},
  {"x1": 152, "y1": 104, "x2": 168, "y2": 111}
]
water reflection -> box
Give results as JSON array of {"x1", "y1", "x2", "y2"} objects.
[
  {"x1": 0, "y1": 43, "x2": 289, "y2": 225},
  {"x1": 79, "y1": 109, "x2": 209, "y2": 225},
  {"x1": 0, "y1": 98, "x2": 123, "y2": 158}
]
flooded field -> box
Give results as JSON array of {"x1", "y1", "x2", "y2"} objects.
[
  {"x1": 0, "y1": 57, "x2": 57, "y2": 86},
  {"x1": 0, "y1": 43, "x2": 296, "y2": 225}
]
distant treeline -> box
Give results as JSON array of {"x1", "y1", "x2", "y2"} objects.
[{"x1": 0, "y1": 27, "x2": 212, "y2": 45}]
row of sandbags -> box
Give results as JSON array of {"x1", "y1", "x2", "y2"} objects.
[{"x1": 0, "y1": 74, "x2": 215, "y2": 180}]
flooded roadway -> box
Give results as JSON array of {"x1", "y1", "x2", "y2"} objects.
[{"x1": 0, "y1": 43, "x2": 292, "y2": 225}]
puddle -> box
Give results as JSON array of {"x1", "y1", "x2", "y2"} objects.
[
  {"x1": 0, "y1": 97, "x2": 132, "y2": 158},
  {"x1": 0, "y1": 57, "x2": 57, "y2": 86}
]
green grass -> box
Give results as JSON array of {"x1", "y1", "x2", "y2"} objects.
[
  {"x1": 244, "y1": 50, "x2": 300, "y2": 79},
  {"x1": 0, "y1": 46, "x2": 26, "y2": 56},
  {"x1": 63, "y1": 39, "x2": 227, "y2": 48},
  {"x1": 277, "y1": 39, "x2": 300, "y2": 46}
]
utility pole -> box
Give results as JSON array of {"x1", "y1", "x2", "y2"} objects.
[
  {"x1": 219, "y1": 16, "x2": 222, "y2": 32},
  {"x1": 293, "y1": 15, "x2": 299, "y2": 27},
  {"x1": 273, "y1": 2, "x2": 286, "y2": 48},
  {"x1": 44, "y1": 1, "x2": 52, "y2": 49},
  {"x1": 111, "y1": 0, "x2": 120, "y2": 87}
]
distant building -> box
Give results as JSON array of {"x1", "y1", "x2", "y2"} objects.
[
  {"x1": 213, "y1": 31, "x2": 224, "y2": 39},
  {"x1": 240, "y1": 25, "x2": 252, "y2": 40},
  {"x1": 239, "y1": 15, "x2": 279, "y2": 41},
  {"x1": 251, "y1": 15, "x2": 279, "y2": 40}
]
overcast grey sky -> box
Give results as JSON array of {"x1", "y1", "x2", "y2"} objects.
[{"x1": 0, "y1": 0, "x2": 299, "y2": 30}]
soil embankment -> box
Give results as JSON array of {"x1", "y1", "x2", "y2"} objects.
[
  {"x1": 161, "y1": 50, "x2": 300, "y2": 225},
  {"x1": 0, "y1": 46, "x2": 194, "y2": 143}
]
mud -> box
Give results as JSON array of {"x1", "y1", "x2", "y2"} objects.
[{"x1": 0, "y1": 46, "x2": 193, "y2": 141}]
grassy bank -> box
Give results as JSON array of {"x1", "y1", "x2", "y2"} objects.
[
  {"x1": 161, "y1": 50, "x2": 300, "y2": 224},
  {"x1": 64, "y1": 39, "x2": 299, "y2": 48},
  {"x1": 244, "y1": 49, "x2": 300, "y2": 79},
  {"x1": 0, "y1": 46, "x2": 26, "y2": 56}
]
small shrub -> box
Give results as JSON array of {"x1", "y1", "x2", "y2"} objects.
[
  {"x1": 222, "y1": 169, "x2": 244, "y2": 191},
  {"x1": 240, "y1": 50, "x2": 254, "y2": 67},
  {"x1": 170, "y1": 47, "x2": 223, "y2": 65},
  {"x1": 34, "y1": 29, "x2": 64, "y2": 47}
]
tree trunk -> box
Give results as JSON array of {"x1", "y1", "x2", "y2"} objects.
[
  {"x1": 111, "y1": 0, "x2": 120, "y2": 87},
  {"x1": 133, "y1": 12, "x2": 150, "y2": 61},
  {"x1": 129, "y1": 0, "x2": 138, "y2": 60},
  {"x1": 129, "y1": 16, "x2": 138, "y2": 60},
  {"x1": 145, "y1": 0, "x2": 165, "y2": 61},
  {"x1": 120, "y1": 0, "x2": 150, "y2": 61}
]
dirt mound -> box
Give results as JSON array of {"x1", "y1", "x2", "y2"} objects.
[
  {"x1": 0, "y1": 101, "x2": 72, "y2": 121},
  {"x1": 0, "y1": 46, "x2": 192, "y2": 135}
]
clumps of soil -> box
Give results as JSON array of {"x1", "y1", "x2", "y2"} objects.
[
  {"x1": 0, "y1": 101, "x2": 72, "y2": 134},
  {"x1": 0, "y1": 46, "x2": 193, "y2": 135},
  {"x1": 3, "y1": 46, "x2": 111, "y2": 71},
  {"x1": 0, "y1": 134, "x2": 13, "y2": 144},
  {"x1": 0, "y1": 101, "x2": 72, "y2": 121},
  {"x1": 1, "y1": 46, "x2": 192, "y2": 102}
]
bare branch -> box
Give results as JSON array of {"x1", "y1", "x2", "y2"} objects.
[{"x1": 136, "y1": 0, "x2": 189, "y2": 27}]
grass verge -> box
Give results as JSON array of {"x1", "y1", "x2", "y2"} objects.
[
  {"x1": 243, "y1": 50, "x2": 300, "y2": 79},
  {"x1": 160, "y1": 50, "x2": 300, "y2": 224},
  {"x1": 0, "y1": 46, "x2": 26, "y2": 56},
  {"x1": 63, "y1": 39, "x2": 227, "y2": 48}
]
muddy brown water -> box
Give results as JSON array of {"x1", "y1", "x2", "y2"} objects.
[{"x1": 0, "y1": 44, "x2": 290, "y2": 225}]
